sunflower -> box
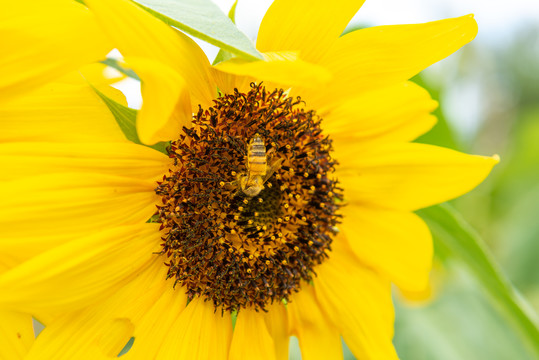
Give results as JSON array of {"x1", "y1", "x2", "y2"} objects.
[{"x1": 0, "y1": 0, "x2": 497, "y2": 359}]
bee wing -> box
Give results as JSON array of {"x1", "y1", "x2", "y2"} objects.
[{"x1": 263, "y1": 157, "x2": 283, "y2": 183}]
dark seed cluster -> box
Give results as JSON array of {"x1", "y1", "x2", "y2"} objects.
[{"x1": 155, "y1": 83, "x2": 342, "y2": 312}]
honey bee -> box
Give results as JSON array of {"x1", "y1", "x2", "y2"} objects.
[{"x1": 237, "y1": 134, "x2": 282, "y2": 197}]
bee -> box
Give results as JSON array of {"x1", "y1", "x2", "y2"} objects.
[{"x1": 236, "y1": 134, "x2": 282, "y2": 197}]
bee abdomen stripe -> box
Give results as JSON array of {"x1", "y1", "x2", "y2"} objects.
[{"x1": 250, "y1": 151, "x2": 266, "y2": 157}]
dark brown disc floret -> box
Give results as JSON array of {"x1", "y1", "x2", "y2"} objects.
[{"x1": 155, "y1": 83, "x2": 342, "y2": 312}]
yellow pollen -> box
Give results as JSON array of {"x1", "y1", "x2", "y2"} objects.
[
  {"x1": 238, "y1": 206, "x2": 244, "y2": 211},
  {"x1": 282, "y1": 260, "x2": 288, "y2": 265},
  {"x1": 247, "y1": 269, "x2": 252, "y2": 273},
  {"x1": 294, "y1": 246, "x2": 300, "y2": 251},
  {"x1": 219, "y1": 181, "x2": 225, "y2": 187},
  {"x1": 228, "y1": 248, "x2": 234, "y2": 253},
  {"x1": 231, "y1": 171, "x2": 237, "y2": 176},
  {"x1": 258, "y1": 198, "x2": 263, "y2": 203},
  {"x1": 243, "y1": 199, "x2": 249, "y2": 204},
  {"x1": 303, "y1": 172, "x2": 309, "y2": 178}
]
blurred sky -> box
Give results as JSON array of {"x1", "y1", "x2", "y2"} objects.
[{"x1": 210, "y1": 0, "x2": 539, "y2": 49}]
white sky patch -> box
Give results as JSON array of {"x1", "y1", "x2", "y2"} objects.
[{"x1": 106, "y1": 49, "x2": 143, "y2": 109}]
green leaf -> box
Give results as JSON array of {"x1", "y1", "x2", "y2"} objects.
[
  {"x1": 133, "y1": 0, "x2": 262, "y2": 61},
  {"x1": 101, "y1": 58, "x2": 140, "y2": 81},
  {"x1": 212, "y1": 0, "x2": 238, "y2": 65},
  {"x1": 117, "y1": 337, "x2": 134, "y2": 357},
  {"x1": 394, "y1": 272, "x2": 532, "y2": 360},
  {"x1": 418, "y1": 204, "x2": 539, "y2": 357},
  {"x1": 92, "y1": 86, "x2": 168, "y2": 154}
]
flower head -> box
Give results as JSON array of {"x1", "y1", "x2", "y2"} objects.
[
  {"x1": 155, "y1": 83, "x2": 342, "y2": 312},
  {"x1": 0, "y1": 0, "x2": 498, "y2": 359}
]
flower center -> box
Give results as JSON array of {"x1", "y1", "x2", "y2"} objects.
[{"x1": 155, "y1": 83, "x2": 342, "y2": 312}]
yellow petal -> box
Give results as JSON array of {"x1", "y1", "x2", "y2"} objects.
[
  {"x1": 0, "y1": 142, "x2": 169, "y2": 182},
  {"x1": 311, "y1": 15, "x2": 478, "y2": 104},
  {"x1": 337, "y1": 143, "x2": 499, "y2": 211},
  {"x1": 257, "y1": 0, "x2": 365, "y2": 63},
  {"x1": 215, "y1": 51, "x2": 332, "y2": 89},
  {"x1": 0, "y1": 173, "x2": 158, "y2": 252},
  {"x1": 85, "y1": 0, "x2": 215, "y2": 108},
  {"x1": 229, "y1": 309, "x2": 277, "y2": 360},
  {"x1": 24, "y1": 260, "x2": 170, "y2": 360},
  {"x1": 155, "y1": 297, "x2": 232, "y2": 359},
  {"x1": 341, "y1": 205, "x2": 433, "y2": 291},
  {"x1": 0, "y1": 80, "x2": 126, "y2": 143},
  {"x1": 123, "y1": 287, "x2": 187, "y2": 359},
  {"x1": 56, "y1": 63, "x2": 126, "y2": 87},
  {"x1": 314, "y1": 240, "x2": 397, "y2": 359},
  {"x1": 0, "y1": 224, "x2": 161, "y2": 315},
  {"x1": 288, "y1": 285, "x2": 343, "y2": 360},
  {"x1": 0, "y1": 310, "x2": 34, "y2": 360},
  {"x1": 123, "y1": 57, "x2": 191, "y2": 145},
  {"x1": 0, "y1": 0, "x2": 112, "y2": 101},
  {"x1": 263, "y1": 303, "x2": 289, "y2": 360},
  {"x1": 324, "y1": 82, "x2": 437, "y2": 145}
]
